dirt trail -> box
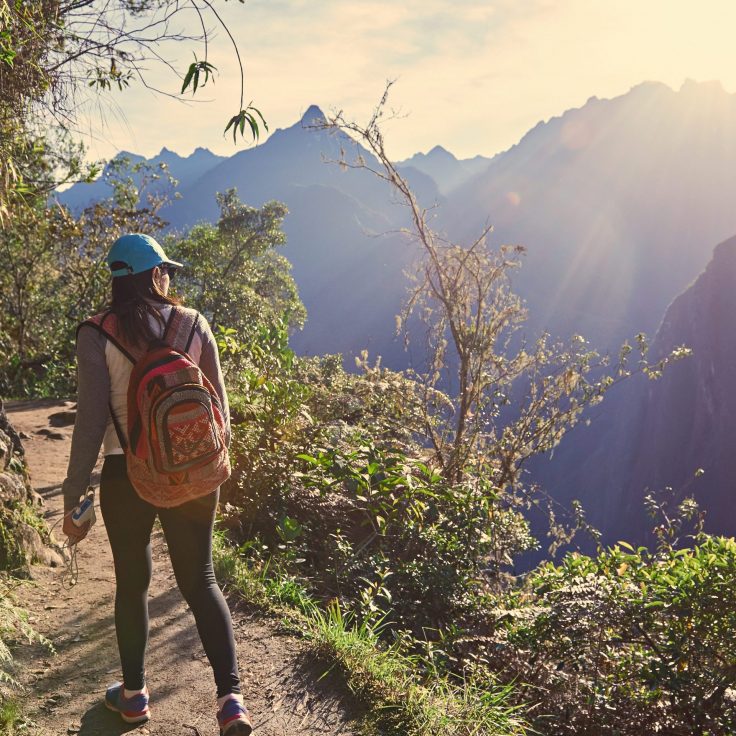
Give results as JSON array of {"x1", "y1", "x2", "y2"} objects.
[{"x1": 7, "y1": 399, "x2": 363, "y2": 736}]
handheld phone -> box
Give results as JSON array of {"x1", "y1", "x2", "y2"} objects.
[
  {"x1": 62, "y1": 486, "x2": 96, "y2": 587},
  {"x1": 71, "y1": 487, "x2": 96, "y2": 527}
]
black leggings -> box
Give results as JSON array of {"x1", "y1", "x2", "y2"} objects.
[{"x1": 99, "y1": 455, "x2": 241, "y2": 697}]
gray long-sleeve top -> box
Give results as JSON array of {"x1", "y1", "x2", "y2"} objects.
[{"x1": 61, "y1": 308, "x2": 230, "y2": 513}]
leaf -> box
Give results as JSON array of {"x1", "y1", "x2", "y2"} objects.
[
  {"x1": 182, "y1": 59, "x2": 217, "y2": 95},
  {"x1": 181, "y1": 62, "x2": 196, "y2": 94},
  {"x1": 224, "y1": 112, "x2": 241, "y2": 142},
  {"x1": 250, "y1": 105, "x2": 269, "y2": 131},
  {"x1": 223, "y1": 107, "x2": 269, "y2": 143}
]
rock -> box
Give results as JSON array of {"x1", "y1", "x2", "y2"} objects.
[
  {"x1": 0, "y1": 404, "x2": 59, "y2": 573},
  {"x1": 0, "y1": 471, "x2": 27, "y2": 504},
  {"x1": 48, "y1": 410, "x2": 76, "y2": 428},
  {"x1": 0, "y1": 429, "x2": 11, "y2": 470},
  {"x1": 0, "y1": 400, "x2": 24, "y2": 456},
  {"x1": 28, "y1": 489, "x2": 44, "y2": 507},
  {"x1": 17, "y1": 524, "x2": 64, "y2": 568}
]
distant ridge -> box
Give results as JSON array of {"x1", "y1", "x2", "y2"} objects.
[
  {"x1": 57, "y1": 146, "x2": 226, "y2": 212},
  {"x1": 443, "y1": 78, "x2": 736, "y2": 347},
  {"x1": 396, "y1": 145, "x2": 492, "y2": 195}
]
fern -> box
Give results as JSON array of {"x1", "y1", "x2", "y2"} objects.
[{"x1": 0, "y1": 577, "x2": 55, "y2": 687}]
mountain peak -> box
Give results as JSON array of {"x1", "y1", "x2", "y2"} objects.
[
  {"x1": 301, "y1": 104, "x2": 326, "y2": 126},
  {"x1": 630, "y1": 80, "x2": 671, "y2": 92},
  {"x1": 157, "y1": 146, "x2": 182, "y2": 160},
  {"x1": 680, "y1": 78, "x2": 726, "y2": 96},
  {"x1": 709, "y1": 233, "x2": 736, "y2": 269},
  {"x1": 427, "y1": 144, "x2": 456, "y2": 160}
]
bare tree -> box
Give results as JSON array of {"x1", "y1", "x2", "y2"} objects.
[{"x1": 311, "y1": 81, "x2": 691, "y2": 521}]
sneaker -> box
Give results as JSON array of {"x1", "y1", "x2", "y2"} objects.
[
  {"x1": 217, "y1": 696, "x2": 253, "y2": 736},
  {"x1": 104, "y1": 681, "x2": 151, "y2": 724}
]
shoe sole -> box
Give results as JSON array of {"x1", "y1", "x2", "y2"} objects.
[
  {"x1": 220, "y1": 720, "x2": 253, "y2": 736},
  {"x1": 104, "y1": 699, "x2": 151, "y2": 724}
]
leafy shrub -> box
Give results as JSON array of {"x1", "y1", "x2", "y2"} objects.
[
  {"x1": 218, "y1": 315, "x2": 314, "y2": 529},
  {"x1": 166, "y1": 189, "x2": 305, "y2": 340},
  {"x1": 486, "y1": 526, "x2": 736, "y2": 735},
  {"x1": 292, "y1": 438, "x2": 537, "y2": 636}
]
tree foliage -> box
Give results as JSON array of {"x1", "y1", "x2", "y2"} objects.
[
  {"x1": 0, "y1": 0, "x2": 263, "y2": 219},
  {"x1": 0, "y1": 153, "x2": 171, "y2": 395},
  {"x1": 167, "y1": 188, "x2": 306, "y2": 341},
  {"x1": 0, "y1": 147, "x2": 304, "y2": 400}
]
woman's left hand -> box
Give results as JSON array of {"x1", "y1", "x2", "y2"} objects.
[{"x1": 62, "y1": 511, "x2": 91, "y2": 545}]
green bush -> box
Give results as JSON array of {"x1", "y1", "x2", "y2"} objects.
[
  {"x1": 487, "y1": 531, "x2": 736, "y2": 735},
  {"x1": 292, "y1": 438, "x2": 536, "y2": 636}
]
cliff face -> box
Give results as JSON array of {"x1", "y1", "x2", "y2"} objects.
[
  {"x1": 528, "y1": 234, "x2": 736, "y2": 549},
  {"x1": 616, "y1": 235, "x2": 736, "y2": 539}
]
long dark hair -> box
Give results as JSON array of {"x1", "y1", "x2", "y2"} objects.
[{"x1": 107, "y1": 263, "x2": 182, "y2": 346}]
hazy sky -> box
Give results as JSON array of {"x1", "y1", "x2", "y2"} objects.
[{"x1": 76, "y1": 0, "x2": 736, "y2": 163}]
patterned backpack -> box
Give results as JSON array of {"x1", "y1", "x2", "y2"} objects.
[{"x1": 82, "y1": 306, "x2": 231, "y2": 507}]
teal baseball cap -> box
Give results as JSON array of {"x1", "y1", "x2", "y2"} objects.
[{"x1": 106, "y1": 233, "x2": 183, "y2": 278}]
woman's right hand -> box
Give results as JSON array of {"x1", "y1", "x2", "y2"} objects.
[{"x1": 62, "y1": 511, "x2": 91, "y2": 545}]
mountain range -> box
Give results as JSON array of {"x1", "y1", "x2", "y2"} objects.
[
  {"x1": 57, "y1": 80, "x2": 736, "y2": 544},
  {"x1": 60, "y1": 81, "x2": 736, "y2": 360},
  {"x1": 441, "y1": 79, "x2": 736, "y2": 349}
]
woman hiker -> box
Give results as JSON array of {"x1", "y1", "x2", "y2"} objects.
[{"x1": 60, "y1": 233, "x2": 253, "y2": 735}]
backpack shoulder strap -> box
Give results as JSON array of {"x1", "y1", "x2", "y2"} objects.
[
  {"x1": 163, "y1": 305, "x2": 199, "y2": 356},
  {"x1": 78, "y1": 310, "x2": 145, "y2": 363},
  {"x1": 77, "y1": 310, "x2": 132, "y2": 451}
]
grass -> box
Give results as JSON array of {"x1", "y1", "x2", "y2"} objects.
[
  {"x1": 0, "y1": 697, "x2": 36, "y2": 735},
  {"x1": 212, "y1": 529, "x2": 529, "y2": 736},
  {"x1": 0, "y1": 699, "x2": 20, "y2": 735}
]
